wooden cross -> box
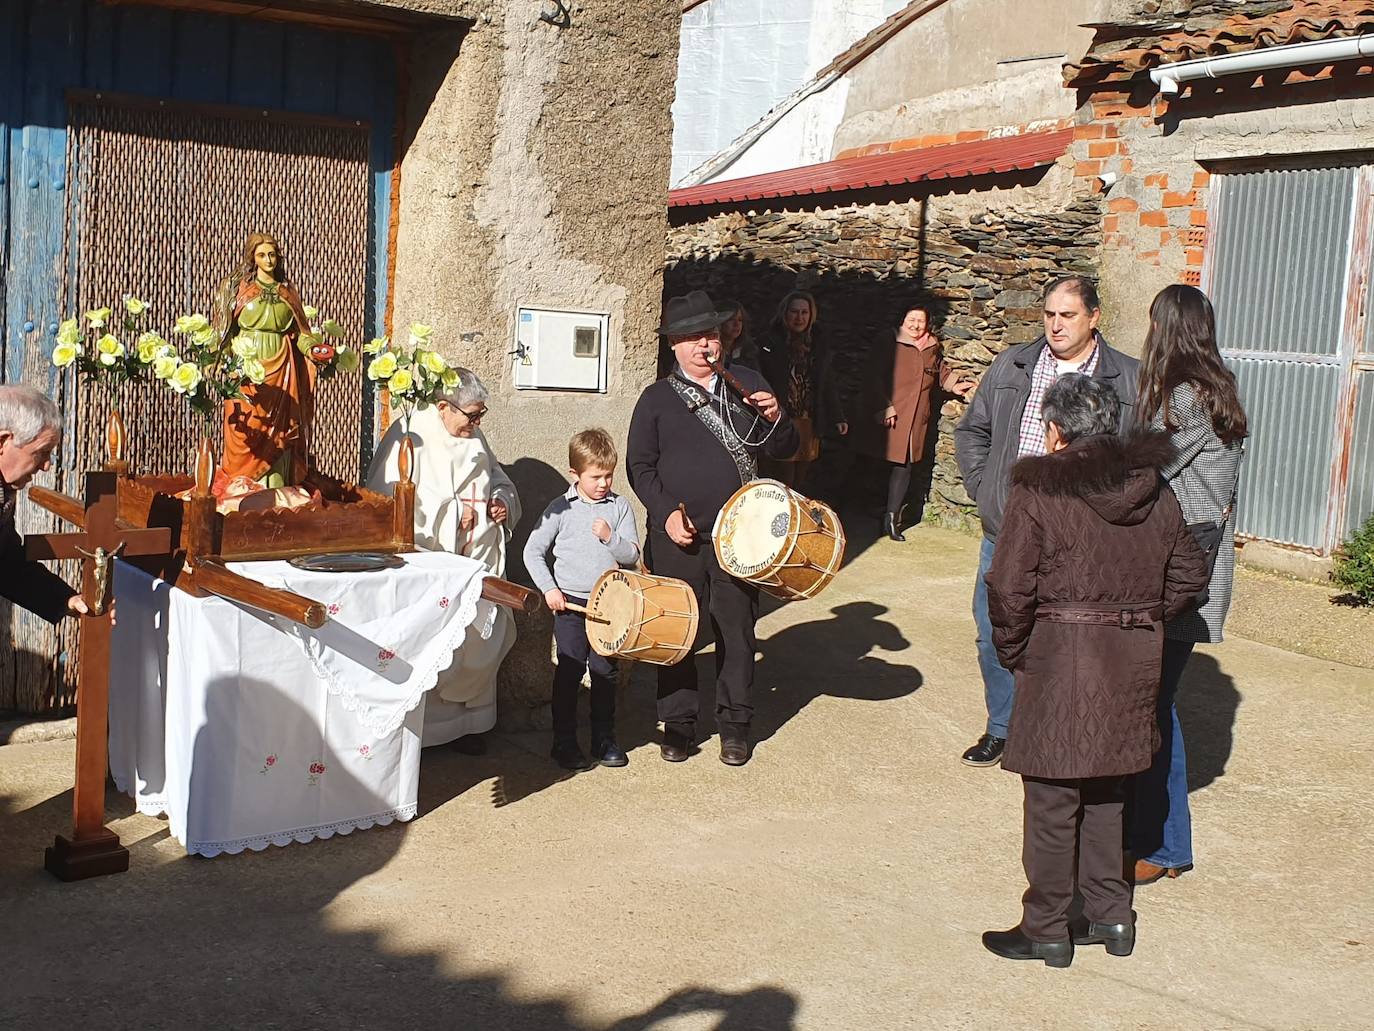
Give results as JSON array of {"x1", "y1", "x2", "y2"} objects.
[{"x1": 26, "y1": 468, "x2": 171, "y2": 881}]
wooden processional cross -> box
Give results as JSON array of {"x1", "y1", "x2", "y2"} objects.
[{"x1": 27, "y1": 467, "x2": 171, "y2": 881}]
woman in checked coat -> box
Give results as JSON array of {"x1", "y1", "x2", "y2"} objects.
[{"x1": 980, "y1": 374, "x2": 1209, "y2": 967}]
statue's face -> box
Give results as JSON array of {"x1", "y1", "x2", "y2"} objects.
[{"x1": 253, "y1": 243, "x2": 279, "y2": 278}]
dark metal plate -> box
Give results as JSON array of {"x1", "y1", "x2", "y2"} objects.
[{"x1": 287, "y1": 552, "x2": 406, "y2": 573}]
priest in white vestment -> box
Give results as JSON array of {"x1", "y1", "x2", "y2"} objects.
[{"x1": 366, "y1": 369, "x2": 521, "y2": 749}]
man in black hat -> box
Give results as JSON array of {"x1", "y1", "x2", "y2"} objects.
[{"x1": 627, "y1": 290, "x2": 798, "y2": 766}]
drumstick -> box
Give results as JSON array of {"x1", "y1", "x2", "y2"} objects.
[
  {"x1": 562, "y1": 601, "x2": 611, "y2": 625},
  {"x1": 677, "y1": 502, "x2": 696, "y2": 535},
  {"x1": 705, "y1": 356, "x2": 763, "y2": 410}
]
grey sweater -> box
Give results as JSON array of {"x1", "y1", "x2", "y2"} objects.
[{"x1": 522, "y1": 485, "x2": 641, "y2": 598}]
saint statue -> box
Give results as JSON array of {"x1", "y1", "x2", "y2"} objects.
[{"x1": 212, "y1": 232, "x2": 316, "y2": 487}]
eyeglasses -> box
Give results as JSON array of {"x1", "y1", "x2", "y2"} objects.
[{"x1": 459, "y1": 406, "x2": 489, "y2": 423}]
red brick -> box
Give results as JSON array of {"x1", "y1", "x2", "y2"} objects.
[
  {"x1": 1140, "y1": 250, "x2": 1162, "y2": 266},
  {"x1": 1144, "y1": 174, "x2": 1169, "y2": 189},
  {"x1": 1180, "y1": 269, "x2": 1202, "y2": 287},
  {"x1": 1075, "y1": 160, "x2": 1104, "y2": 177},
  {"x1": 1160, "y1": 231, "x2": 1175, "y2": 246},
  {"x1": 1103, "y1": 215, "x2": 1120, "y2": 232},
  {"x1": 1087, "y1": 140, "x2": 1120, "y2": 158},
  {"x1": 1189, "y1": 209, "x2": 1208, "y2": 226},
  {"x1": 1074, "y1": 124, "x2": 1106, "y2": 141},
  {"x1": 1163, "y1": 190, "x2": 1197, "y2": 208},
  {"x1": 1140, "y1": 210, "x2": 1168, "y2": 227},
  {"x1": 1102, "y1": 122, "x2": 1120, "y2": 139},
  {"x1": 1120, "y1": 158, "x2": 1134, "y2": 173},
  {"x1": 956, "y1": 130, "x2": 985, "y2": 143},
  {"x1": 1108, "y1": 197, "x2": 1139, "y2": 213},
  {"x1": 1192, "y1": 171, "x2": 1211, "y2": 189},
  {"x1": 1186, "y1": 248, "x2": 1206, "y2": 266}
]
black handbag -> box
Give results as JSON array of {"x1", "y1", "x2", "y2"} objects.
[{"x1": 1183, "y1": 500, "x2": 1234, "y2": 609}]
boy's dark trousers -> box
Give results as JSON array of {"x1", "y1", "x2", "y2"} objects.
[{"x1": 552, "y1": 598, "x2": 617, "y2": 743}]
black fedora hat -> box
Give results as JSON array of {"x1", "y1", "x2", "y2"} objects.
[{"x1": 657, "y1": 290, "x2": 734, "y2": 336}]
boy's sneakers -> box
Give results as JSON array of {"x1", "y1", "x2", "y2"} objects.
[{"x1": 550, "y1": 739, "x2": 591, "y2": 771}]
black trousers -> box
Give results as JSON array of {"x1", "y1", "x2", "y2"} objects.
[
  {"x1": 1021, "y1": 775, "x2": 1131, "y2": 942},
  {"x1": 646, "y1": 530, "x2": 759, "y2": 732},
  {"x1": 551, "y1": 599, "x2": 617, "y2": 742}
]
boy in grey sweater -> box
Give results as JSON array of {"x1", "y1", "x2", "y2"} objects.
[{"x1": 523, "y1": 429, "x2": 641, "y2": 770}]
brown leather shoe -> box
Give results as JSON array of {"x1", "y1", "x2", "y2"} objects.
[
  {"x1": 1133, "y1": 859, "x2": 1185, "y2": 885},
  {"x1": 719, "y1": 727, "x2": 750, "y2": 766},
  {"x1": 660, "y1": 728, "x2": 692, "y2": 763}
]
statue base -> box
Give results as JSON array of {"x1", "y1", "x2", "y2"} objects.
[{"x1": 44, "y1": 828, "x2": 130, "y2": 882}]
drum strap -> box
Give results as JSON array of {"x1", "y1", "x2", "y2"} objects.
[{"x1": 669, "y1": 375, "x2": 757, "y2": 486}]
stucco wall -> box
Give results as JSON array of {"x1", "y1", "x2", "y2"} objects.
[
  {"x1": 833, "y1": 0, "x2": 1112, "y2": 151},
  {"x1": 389, "y1": 2, "x2": 680, "y2": 728}
]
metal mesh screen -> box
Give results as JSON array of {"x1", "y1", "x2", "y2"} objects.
[
  {"x1": 7, "y1": 95, "x2": 374, "y2": 711},
  {"x1": 65, "y1": 93, "x2": 372, "y2": 484}
]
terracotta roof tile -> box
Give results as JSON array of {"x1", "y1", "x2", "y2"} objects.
[
  {"x1": 1065, "y1": 0, "x2": 1374, "y2": 87},
  {"x1": 668, "y1": 129, "x2": 1071, "y2": 209}
]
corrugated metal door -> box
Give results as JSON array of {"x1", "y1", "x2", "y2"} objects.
[{"x1": 1206, "y1": 163, "x2": 1374, "y2": 555}]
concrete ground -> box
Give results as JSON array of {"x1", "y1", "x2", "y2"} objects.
[{"x1": 1, "y1": 524, "x2": 1371, "y2": 1030}]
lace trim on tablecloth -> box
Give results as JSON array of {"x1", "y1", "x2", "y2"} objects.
[
  {"x1": 110, "y1": 770, "x2": 170, "y2": 818},
  {"x1": 186, "y1": 804, "x2": 418, "y2": 858},
  {"x1": 262, "y1": 570, "x2": 496, "y2": 741}
]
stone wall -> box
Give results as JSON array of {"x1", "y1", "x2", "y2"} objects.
[{"x1": 665, "y1": 179, "x2": 1103, "y2": 529}]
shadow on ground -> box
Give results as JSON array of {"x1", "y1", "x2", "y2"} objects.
[
  {"x1": 1176, "y1": 650, "x2": 1240, "y2": 792},
  {"x1": 0, "y1": 680, "x2": 799, "y2": 1030}
]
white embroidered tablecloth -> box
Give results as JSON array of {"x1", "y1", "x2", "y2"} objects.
[{"x1": 107, "y1": 551, "x2": 493, "y2": 857}]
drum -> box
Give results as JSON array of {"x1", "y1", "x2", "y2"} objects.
[
  {"x1": 714, "y1": 479, "x2": 845, "y2": 601},
  {"x1": 583, "y1": 568, "x2": 699, "y2": 666}
]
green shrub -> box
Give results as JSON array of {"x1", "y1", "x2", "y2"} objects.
[{"x1": 1332, "y1": 513, "x2": 1374, "y2": 605}]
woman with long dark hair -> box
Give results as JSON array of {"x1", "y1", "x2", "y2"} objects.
[
  {"x1": 1130, "y1": 284, "x2": 1247, "y2": 886},
  {"x1": 718, "y1": 299, "x2": 757, "y2": 369}
]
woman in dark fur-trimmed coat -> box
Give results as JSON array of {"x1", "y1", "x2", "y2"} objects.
[{"x1": 979, "y1": 374, "x2": 1209, "y2": 969}]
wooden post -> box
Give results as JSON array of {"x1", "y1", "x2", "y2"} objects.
[{"x1": 26, "y1": 473, "x2": 173, "y2": 881}]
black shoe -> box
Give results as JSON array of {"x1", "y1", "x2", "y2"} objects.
[
  {"x1": 591, "y1": 735, "x2": 629, "y2": 767},
  {"x1": 1071, "y1": 918, "x2": 1135, "y2": 957},
  {"x1": 453, "y1": 733, "x2": 488, "y2": 756},
  {"x1": 661, "y1": 727, "x2": 693, "y2": 762},
  {"x1": 882, "y1": 512, "x2": 906, "y2": 542},
  {"x1": 719, "y1": 725, "x2": 750, "y2": 766},
  {"x1": 961, "y1": 734, "x2": 1005, "y2": 767},
  {"x1": 550, "y1": 739, "x2": 591, "y2": 771},
  {"x1": 981, "y1": 926, "x2": 1073, "y2": 968}
]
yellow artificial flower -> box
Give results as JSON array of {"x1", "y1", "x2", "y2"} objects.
[
  {"x1": 96, "y1": 334, "x2": 125, "y2": 366},
  {"x1": 52, "y1": 342, "x2": 81, "y2": 368},
  {"x1": 320, "y1": 318, "x2": 344, "y2": 338},
  {"x1": 335, "y1": 347, "x2": 360, "y2": 373},
  {"x1": 388, "y1": 368, "x2": 415, "y2": 394},
  {"x1": 124, "y1": 296, "x2": 150, "y2": 316},
  {"x1": 363, "y1": 336, "x2": 389, "y2": 355},
  {"x1": 153, "y1": 354, "x2": 179, "y2": 380},
  {"x1": 231, "y1": 335, "x2": 258, "y2": 359},
  {"x1": 407, "y1": 323, "x2": 434, "y2": 348},
  {"x1": 56, "y1": 319, "x2": 81, "y2": 346},
  {"x1": 441, "y1": 368, "x2": 462, "y2": 390},
  {"x1": 367, "y1": 352, "x2": 398, "y2": 380},
  {"x1": 170, "y1": 362, "x2": 203, "y2": 395},
  {"x1": 175, "y1": 313, "x2": 211, "y2": 335},
  {"x1": 192, "y1": 326, "x2": 218, "y2": 348},
  {"x1": 303, "y1": 305, "x2": 320, "y2": 322},
  {"x1": 86, "y1": 307, "x2": 112, "y2": 329},
  {"x1": 242, "y1": 358, "x2": 267, "y2": 385},
  {"x1": 419, "y1": 350, "x2": 448, "y2": 375},
  {"x1": 136, "y1": 332, "x2": 170, "y2": 364}
]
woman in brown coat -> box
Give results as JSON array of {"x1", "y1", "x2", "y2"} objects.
[
  {"x1": 860, "y1": 302, "x2": 971, "y2": 540},
  {"x1": 981, "y1": 374, "x2": 1209, "y2": 968}
]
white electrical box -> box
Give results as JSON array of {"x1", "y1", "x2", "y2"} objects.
[{"x1": 512, "y1": 307, "x2": 610, "y2": 392}]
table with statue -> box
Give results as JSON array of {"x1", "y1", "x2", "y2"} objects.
[{"x1": 30, "y1": 233, "x2": 538, "y2": 874}]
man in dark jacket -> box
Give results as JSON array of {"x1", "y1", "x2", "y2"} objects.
[
  {"x1": 980, "y1": 375, "x2": 1208, "y2": 966},
  {"x1": 952, "y1": 276, "x2": 1138, "y2": 768},
  {"x1": 627, "y1": 291, "x2": 797, "y2": 766},
  {"x1": 0, "y1": 385, "x2": 87, "y2": 624}
]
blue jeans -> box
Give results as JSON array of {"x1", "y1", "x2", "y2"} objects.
[
  {"x1": 973, "y1": 536, "x2": 1015, "y2": 738},
  {"x1": 1130, "y1": 639, "x2": 1196, "y2": 868}
]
